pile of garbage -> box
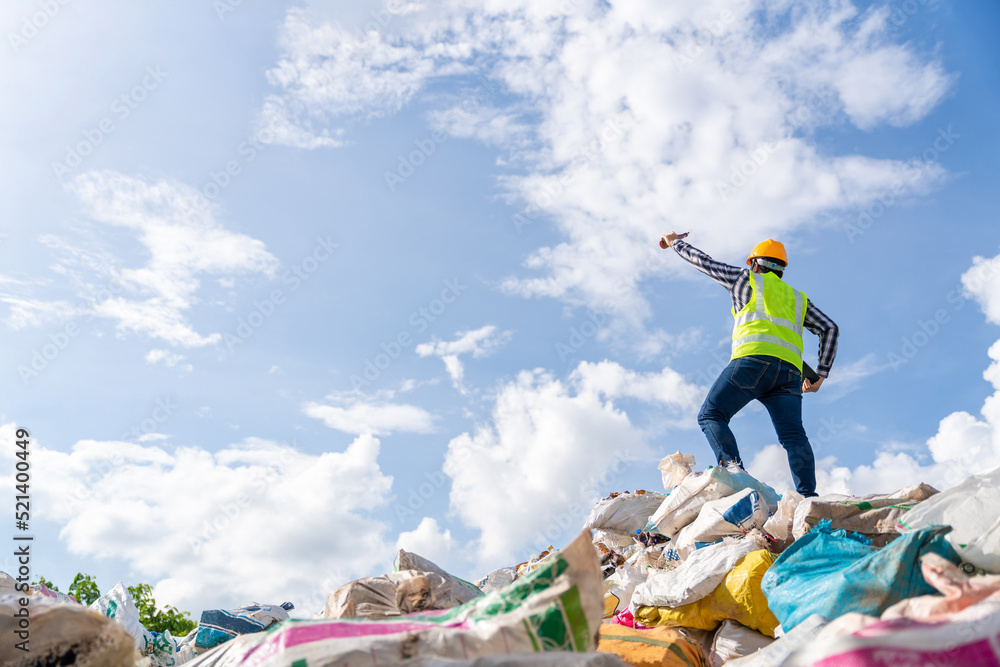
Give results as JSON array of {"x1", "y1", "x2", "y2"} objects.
[{"x1": 5, "y1": 457, "x2": 1000, "y2": 666}]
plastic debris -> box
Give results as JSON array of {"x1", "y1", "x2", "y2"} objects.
[
  {"x1": 603, "y1": 545, "x2": 667, "y2": 617},
  {"x1": 897, "y1": 466, "x2": 1000, "y2": 571},
  {"x1": 780, "y1": 597, "x2": 1000, "y2": 666},
  {"x1": 476, "y1": 566, "x2": 518, "y2": 593},
  {"x1": 195, "y1": 601, "x2": 293, "y2": 650},
  {"x1": 397, "y1": 549, "x2": 484, "y2": 604},
  {"x1": 708, "y1": 619, "x2": 773, "y2": 666},
  {"x1": 761, "y1": 488, "x2": 802, "y2": 552},
  {"x1": 635, "y1": 550, "x2": 780, "y2": 637},
  {"x1": 647, "y1": 464, "x2": 779, "y2": 539},
  {"x1": 762, "y1": 521, "x2": 959, "y2": 632},
  {"x1": 630, "y1": 533, "x2": 767, "y2": 612},
  {"x1": 792, "y1": 482, "x2": 937, "y2": 546},
  {"x1": 881, "y1": 551, "x2": 1000, "y2": 620},
  {"x1": 584, "y1": 491, "x2": 667, "y2": 545},
  {"x1": 387, "y1": 653, "x2": 633, "y2": 666},
  {"x1": 183, "y1": 531, "x2": 604, "y2": 666},
  {"x1": 598, "y1": 624, "x2": 709, "y2": 666},
  {"x1": 723, "y1": 614, "x2": 828, "y2": 667},
  {"x1": 674, "y1": 488, "x2": 770, "y2": 558},
  {"x1": 18, "y1": 450, "x2": 999, "y2": 667},
  {"x1": 325, "y1": 569, "x2": 463, "y2": 620},
  {"x1": 658, "y1": 451, "x2": 697, "y2": 491},
  {"x1": 90, "y1": 581, "x2": 182, "y2": 665},
  {"x1": 0, "y1": 593, "x2": 134, "y2": 667}
]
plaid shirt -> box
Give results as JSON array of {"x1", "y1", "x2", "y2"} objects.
[{"x1": 671, "y1": 240, "x2": 839, "y2": 377}]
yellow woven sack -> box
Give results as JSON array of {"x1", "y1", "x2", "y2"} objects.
[
  {"x1": 633, "y1": 549, "x2": 779, "y2": 637},
  {"x1": 597, "y1": 624, "x2": 708, "y2": 667}
]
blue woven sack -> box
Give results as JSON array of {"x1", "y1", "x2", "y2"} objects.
[{"x1": 761, "y1": 520, "x2": 958, "y2": 631}]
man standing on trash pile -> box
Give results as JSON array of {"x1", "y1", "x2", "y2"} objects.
[{"x1": 660, "y1": 232, "x2": 839, "y2": 497}]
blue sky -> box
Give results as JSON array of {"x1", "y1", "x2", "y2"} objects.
[{"x1": 1, "y1": 0, "x2": 999, "y2": 617}]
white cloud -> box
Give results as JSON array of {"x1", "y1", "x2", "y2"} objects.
[
  {"x1": 815, "y1": 353, "x2": 886, "y2": 399},
  {"x1": 303, "y1": 391, "x2": 437, "y2": 435},
  {"x1": 416, "y1": 325, "x2": 513, "y2": 393},
  {"x1": 258, "y1": 6, "x2": 462, "y2": 147},
  {"x1": 2, "y1": 171, "x2": 279, "y2": 347},
  {"x1": 396, "y1": 517, "x2": 457, "y2": 566},
  {"x1": 257, "y1": 97, "x2": 345, "y2": 150},
  {"x1": 0, "y1": 425, "x2": 395, "y2": 617},
  {"x1": 145, "y1": 349, "x2": 186, "y2": 368},
  {"x1": 443, "y1": 360, "x2": 704, "y2": 567},
  {"x1": 570, "y1": 359, "x2": 705, "y2": 419},
  {"x1": 832, "y1": 44, "x2": 953, "y2": 130},
  {"x1": 428, "y1": 102, "x2": 533, "y2": 148},
  {"x1": 964, "y1": 252, "x2": 1000, "y2": 325},
  {"x1": 0, "y1": 297, "x2": 82, "y2": 329},
  {"x1": 260, "y1": 0, "x2": 952, "y2": 334}
]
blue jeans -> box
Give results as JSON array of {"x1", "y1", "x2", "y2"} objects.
[{"x1": 697, "y1": 355, "x2": 817, "y2": 497}]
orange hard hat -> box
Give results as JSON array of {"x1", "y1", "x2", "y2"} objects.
[{"x1": 747, "y1": 239, "x2": 788, "y2": 267}]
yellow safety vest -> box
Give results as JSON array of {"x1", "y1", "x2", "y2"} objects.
[{"x1": 731, "y1": 271, "x2": 806, "y2": 372}]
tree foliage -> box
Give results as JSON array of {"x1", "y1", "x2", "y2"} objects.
[
  {"x1": 33, "y1": 573, "x2": 197, "y2": 636},
  {"x1": 127, "y1": 582, "x2": 197, "y2": 636},
  {"x1": 69, "y1": 573, "x2": 101, "y2": 606}
]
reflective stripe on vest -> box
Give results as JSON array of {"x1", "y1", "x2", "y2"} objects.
[{"x1": 731, "y1": 271, "x2": 807, "y2": 371}]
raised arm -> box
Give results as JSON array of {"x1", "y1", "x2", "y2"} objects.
[{"x1": 661, "y1": 233, "x2": 744, "y2": 290}]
